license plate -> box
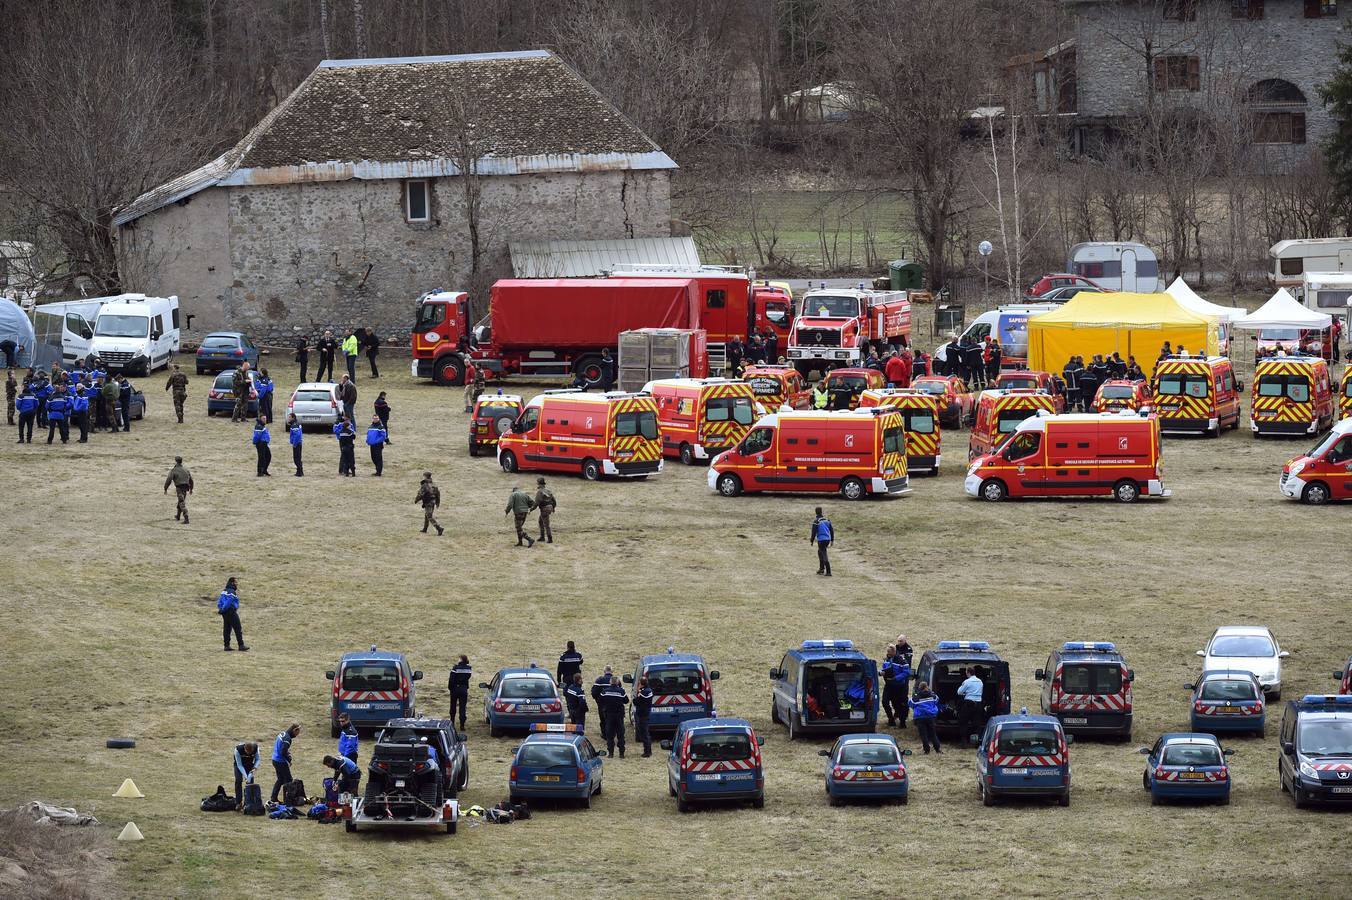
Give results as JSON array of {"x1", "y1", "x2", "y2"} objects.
[
  {"x1": 1064, "y1": 717, "x2": 1088, "y2": 725},
  {"x1": 1001, "y1": 767, "x2": 1028, "y2": 775},
  {"x1": 1256, "y1": 410, "x2": 1275, "y2": 418},
  {"x1": 345, "y1": 703, "x2": 371, "y2": 710},
  {"x1": 534, "y1": 774, "x2": 560, "y2": 782},
  {"x1": 395, "y1": 779, "x2": 405, "y2": 788},
  {"x1": 1332, "y1": 786, "x2": 1352, "y2": 794},
  {"x1": 857, "y1": 771, "x2": 883, "y2": 779},
  {"x1": 849, "y1": 711, "x2": 865, "y2": 720},
  {"x1": 652, "y1": 706, "x2": 674, "y2": 714},
  {"x1": 1179, "y1": 772, "x2": 1206, "y2": 780},
  {"x1": 694, "y1": 774, "x2": 722, "y2": 781},
  {"x1": 515, "y1": 705, "x2": 539, "y2": 713}
]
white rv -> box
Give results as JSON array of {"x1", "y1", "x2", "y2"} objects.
[
  {"x1": 1300, "y1": 271, "x2": 1352, "y2": 326},
  {"x1": 31, "y1": 299, "x2": 108, "y2": 367},
  {"x1": 1270, "y1": 238, "x2": 1352, "y2": 290},
  {"x1": 1067, "y1": 242, "x2": 1160, "y2": 293},
  {"x1": 90, "y1": 294, "x2": 180, "y2": 374}
]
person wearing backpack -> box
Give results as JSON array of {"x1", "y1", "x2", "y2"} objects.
[
  {"x1": 270, "y1": 723, "x2": 301, "y2": 803},
  {"x1": 233, "y1": 741, "x2": 259, "y2": 809},
  {"x1": 810, "y1": 506, "x2": 834, "y2": 577}
]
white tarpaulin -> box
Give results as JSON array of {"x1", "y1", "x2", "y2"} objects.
[
  {"x1": 1164, "y1": 277, "x2": 1247, "y2": 323},
  {"x1": 1233, "y1": 288, "x2": 1333, "y2": 330},
  {"x1": 17, "y1": 801, "x2": 99, "y2": 826}
]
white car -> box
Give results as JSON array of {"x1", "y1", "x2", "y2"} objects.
[
  {"x1": 287, "y1": 382, "x2": 340, "y2": 428},
  {"x1": 1197, "y1": 626, "x2": 1288, "y2": 699}
]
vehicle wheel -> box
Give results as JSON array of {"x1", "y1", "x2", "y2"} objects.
[
  {"x1": 345, "y1": 820, "x2": 356, "y2": 833},
  {"x1": 751, "y1": 796, "x2": 764, "y2": 809},
  {"x1": 1219, "y1": 793, "x2": 1230, "y2": 806},
  {"x1": 1150, "y1": 791, "x2": 1161, "y2": 806},
  {"x1": 982, "y1": 784, "x2": 995, "y2": 807},
  {"x1": 1294, "y1": 789, "x2": 1310, "y2": 810},
  {"x1": 581, "y1": 458, "x2": 601, "y2": 481},
  {"x1": 679, "y1": 443, "x2": 695, "y2": 465},
  {"x1": 1302, "y1": 482, "x2": 1331, "y2": 506},
  {"x1": 669, "y1": 780, "x2": 676, "y2": 798},
  {"x1": 979, "y1": 478, "x2": 1007, "y2": 502},
  {"x1": 1207, "y1": 423, "x2": 1220, "y2": 438},
  {"x1": 499, "y1": 451, "x2": 518, "y2": 473},
  {"x1": 458, "y1": 762, "x2": 469, "y2": 791},
  {"x1": 1113, "y1": 479, "x2": 1141, "y2": 503},
  {"x1": 898, "y1": 794, "x2": 908, "y2": 805},
  {"x1": 828, "y1": 792, "x2": 841, "y2": 807},
  {"x1": 468, "y1": 442, "x2": 479, "y2": 458},
  {"x1": 136, "y1": 404, "x2": 145, "y2": 421},
  {"x1": 582, "y1": 788, "x2": 593, "y2": 810},
  {"x1": 489, "y1": 726, "x2": 502, "y2": 738},
  {"x1": 677, "y1": 795, "x2": 690, "y2": 813},
  {"x1": 787, "y1": 712, "x2": 799, "y2": 741},
  {"x1": 446, "y1": 820, "x2": 457, "y2": 834},
  {"x1": 716, "y1": 473, "x2": 742, "y2": 497},
  {"x1": 574, "y1": 356, "x2": 604, "y2": 389},
  {"x1": 331, "y1": 722, "x2": 340, "y2": 739},
  {"x1": 594, "y1": 781, "x2": 601, "y2": 795},
  {"x1": 1142, "y1": 772, "x2": 1150, "y2": 792},
  {"x1": 433, "y1": 355, "x2": 466, "y2": 386},
  {"x1": 839, "y1": 476, "x2": 866, "y2": 501},
  {"x1": 196, "y1": 366, "x2": 205, "y2": 375},
  {"x1": 1058, "y1": 790, "x2": 1071, "y2": 808},
  {"x1": 770, "y1": 701, "x2": 781, "y2": 725}
]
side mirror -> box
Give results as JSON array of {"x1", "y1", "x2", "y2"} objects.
[
  {"x1": 325, "y1": 670, "x2": 335, "y2": 680},
  {"x1": 1335, "y1": 672, "x2": 1347, "y2": 679},
  {"x1": 1278, "y1": 650, "x2": 1290, "y2": 658},
  {"x1": 1196, "y1": 650, "x2": 1206, "y2": 657},
  {"x1": 1137, "y1": 747, "x2": 1150, "y2": 755},
  {"x1": 1127, "y1": 670, "x2": 1135, "y2": 683},
  {"x1": 412, "y1": 671, "x2": 423, "y2": 681},
  {"x1": 1223, "y1": 748, "x2": 1236, "y2": 756},
  {"x1": 756, "y1": 734, "x2": 765, "y2": 746},
  {"x1": 817, "y1": 749, "x2": 830, "y2": 757},
  {"x1": 622, "y1": 674, "x2": 633, "y2": 684},
  {"x1": 478, "y1": 682, "x2": 490, "y2": 689},
  {"x1": 1281, "y1": 741, "x2": 1295, "y2": 755},
  {"x1": 659, "y1": 740, "x2": 673, "y2": 751},
  {"x1": 768, "y1": 668, "x2": 781, "y2": 680},
  {"x1": 710, "y1": 671, "x2": 720, "y2": 680},
  {"x1": 969, "y1": 735, "x2": 980, "y2": 747},
  {"x1": 1034, "y1": 669, "x2": 1045, "y2": 681},
  {"x1": 1064, "y1": 734, "x2": 1075, "y2": 744},
  {"x1": 901, "y1": 748, "x2": 913, "y2": 756},
  {"x1": 151, "y1": 332, "x2": 161, "y2": 341}
]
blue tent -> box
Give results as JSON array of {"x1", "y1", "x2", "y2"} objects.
[{"x1": 0, "y1": 300, "x2": 36, "y2": 368}]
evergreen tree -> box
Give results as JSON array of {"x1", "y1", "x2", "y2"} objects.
[{"x1": 1319, "y1": 41, "x2": 1352, "y2": 227}]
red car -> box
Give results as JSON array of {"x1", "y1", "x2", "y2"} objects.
[
  {"x1": 1025, "y1": 274, "x2": 1104, "y2": 299},
  {"x1": 821, "y1": 368, "x2": 886, "y2": 409},
  {"x1": 1092, "y1": 380, "x2": 1152, "y2": 415},
  {"x1": 911, "y1": 375, "x2": 975, "y2": 428},
  {"x1": 995, "y1": 370, "x2": 1066, "y2": 413}
]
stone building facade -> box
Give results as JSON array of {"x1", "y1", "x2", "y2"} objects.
[
  {"x1": 1068, "y1": 0, "x2": 1344, "y2": 165},
  {"x1": 115, "y1": 50, "x2": 675, "y2": 342}
]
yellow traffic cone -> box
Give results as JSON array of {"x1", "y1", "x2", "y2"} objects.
[
  {"x1": 116, "y1": 821, "x2": 144, "y2": 841},
  {"x1": 112, "y1": 778, "x2": 144, "y2": 799}
]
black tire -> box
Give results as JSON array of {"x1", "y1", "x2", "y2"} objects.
[
  {"x1": 979, "y1": 478, "x2": 1007, "y2": 502},
  {"x1": 345, "y1": 819, "x2": 356, "y2": 832},
  {"x1": 433, "y1": 355, "x2": 466, "y2": 386},
  {"x1": 751, "y1": 796, "x2": 764, "y2": 809},
  {"x1": 468, "y1": 441, "x2": 479, "y2": 458},
  {"x1": 499, "y1": 451, "x2": 518, "y2": 473},
  {"x1": 1219, "y1": 793, "x2": 1230, "y2": 806},
  {"x1": 105, "y1": 738, "x2": 136, "y2": 749},
  {"x1": 770, "y1": 701, "x2": 782, "y2": 725},
  {"x1": 677, "y1": 795, "x2": 690, "y2": 813},
  {"x1": 716, "y1": 473, "x2": 742, "y2": 497},
  {"x1": 582, "y1": 788, "x2": 593, "y2": 810},
  {"x1": 1114, "y1": 479, "x2": 1141, "y2": 503},
  {"x1": 679, "y1": 443, "x2": 695, "y2": 465},
  {"x1": 490, "y1": 725, "x2": 502, "y2": 738},
  {"x1": 458, "y1": 761, "x2": 469, "y2": 792},
  {"x1": 669, "y1": 780, "x2": 677, "y2": 798},
  {"x1": 787, "y1": 712, "x2": 799, "y2": 741},
  {"x1": 1143, "y1": 772, "x2": 1150, "y2": 792},
  {"x1": 1058, "y1": 790, "x2": 1070, "y2": 808},
  {"x1": 898, "y1": 793, "x2": 908, "y2": 805},
  {"x1": 1150, "y1": 791, "x2": 1162, "y2": 806},
  {"x1": 1303, "y1": 482, "x2": 1332, "y2": 505},
  {"x1": 574, "y1": 356, "x2": 604, "y2": 389},
  {"x1": 581, "y1": 458, "x2": 601, "y2": 481},
  {"x1": 982, "y1": 784, "x2": 995, "y2": 807},
  {"x1": 839, "y1": 476, "x2": 866, "y2": 501},
  {"x1": 196, "y1": 366, "x2": 205, "y2": 375},
  {"x1": 446, "y1": 820, "x2": 457, "y2": 834}
]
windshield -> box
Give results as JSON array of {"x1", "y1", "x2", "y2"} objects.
[
  {"x1": 1060, "y1": 664, "x2": 1122, "y2": 695},
  {"x1": 1300, "y1": 719, "x2": 1352, "y2": 756},
  {"x1": 1101, "y1": 385, "x2": 1134, "y2": 399},
  {"x1": 1201, "y1": 679, "x2": 1258, "y2": 701},
  {"x1": 904, "y1": 412, "x2": 935, "y2": 434},
  {"x1": 689, "y1": 733, "x2": 753, "y2": 761},
  {"x1": 998, "y1": 410, "x2": 1038, "y2": 433},
  {"x1": 415, "y1": 301, "x2": 446, "y2": 331},
  {"x1": 1162, "y1": 744, "x2": 1222, "y2": 767},
  {"x1": 615, "y1": 410, "x2": 659, "y2": 440},
  {"x1": 883, "y1": 425, "x2": 904, "y2": 454},
  {"x1": 342, "y1": 663, "x2": 400, "y2": 691},
  {"x1": 833, "y1": 376, "x2": 870, "y2": 393},
  {"x1": 706, "y1": 396, "x2": 755, "y2": 425},
  {"x1": 1000, "y1": 376, "x2": 1037, "y2": 390},
  {"x1": 1156, "y1": 373, "x2": 1209, "y2": 397},
  {"x1": 500, "y1": 677, "x2": 556, "y2": 700},
  {"x1": 202, "y1": 336, "x2": 240, "y2": 349},
  {"x1": 1210, "y1": 635, "x2": 1275, "y2": 657},
  {"x1": 1257, "y1": 374, "x2": 1310, "y2": 402},
  {"x1": 95, "y1": 314, "x2": 149, "y2": 338},
  {"x1": 914, "y1": 381, "x2": 947, "y2": 396},
  {"x1": 1307, "y1": 430, "x2": 1340, "y2": 457},
  {"x1": 517, "y1": 743, "x2": 576, "y2": 767},
  {"x1": 745, "y1": 375, "x2": 783, "y2": 397},
  {"x1": 647, "y1": 667, "x2": 703, "y2": 695},
  {"x1": 806, "y1": 295, "x2": 861, "y2": 318},
  {"x1": 294, "y1": 389, "x2": 333, "y2": 402},
  {"x1": 1260, "y1": 328, "x2": 1302, "y2": 342},
  {"x1": 996, "y1": 727, "x2": 1059, "y2": 756},
  {"x1": 839, "y1": 743, "x2": 900, "y2": 766}
]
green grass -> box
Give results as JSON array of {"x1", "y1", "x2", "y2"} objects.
[{"x1": 1, "y1": 343, "x2": 1350, "y2": 898}]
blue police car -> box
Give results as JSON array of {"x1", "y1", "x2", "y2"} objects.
[
  {"x1": 975, "y1": 708, "x2": 1072, "y2": 807},
  {"x1": 820, "y1": 733, "x2": 911, "y2": 805},
  {"x1": 1277, "y1": 694, "x2": 1352, "y2": 808},
  {"x1": 1187, "y1": 670, "x2": 1265, "y2": 735},
  {"x1": 325, "y1": 647, "x2": 423, "y2": 735},
  {"x1": 1140, "y1": 733, "x2": 1233, "y2": 805},
  {"x1": 481, "y1": 666, "x2": 564, "y2": 737},
  {"x1": 661, "y1": 717, "x2": 765, "y2": 812},
  {"x1": 770, "y1": 640, "x2": 879, "y2": 739},
  {"x1": 623, "y1": 649, "x2": 719, "y2": 735},
  {"x1": 508, "y1": 724, "x2": 603, "y2": 808}
]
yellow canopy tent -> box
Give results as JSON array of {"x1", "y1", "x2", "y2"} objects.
[{"x1": 1027, "y1": 292, "x2": 1218, "y2": 375}]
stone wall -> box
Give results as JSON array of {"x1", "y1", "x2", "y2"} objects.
[{"x1": 125, "y1": 167, "x2": 671, "y2": 345}]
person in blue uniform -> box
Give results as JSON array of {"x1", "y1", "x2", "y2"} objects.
[
  {"x1": 322, "y1": 754, "x2": 360, "y2": 794},
  {"x1": 334, "y1": 416, "x2": 356, "y2": 476},
  {"x1": 270, "y1": 723, "x2": 301, "y2": 803},
  {"x1": 447, "y1": 655, "x2": 471, "y2": 729},
  {"x1": 336, "y1": 713, "x2": 358, "y2": 762},
  {"x1": 286, "y1": 413, "x2": 303, "y2": 476},
  {"x1": 232, "y1": 741, "x2": 259, "y2": 809},
  {"x1": 252, "y1": 417, "x2": 271, "y2": 476},
  {"x1": 557, "y1": 641, "x2": 584, "y2": 686},
  {"x1": 365, "y1": 415, "x2": 387, "y2": 476},
  {"x1": 217, "y1": 576, "x2": 248, "y2": 651},
  {"x1": 633, "y1": 677, "x2": 654, "y2": 757},
  {"x1": 598, "y1": 676, "x2": 629, "y2": 758},
  {"x1": 15, "y1": 384, "x2": 37, "y2": 443},
  {"x1": 45, "y1": 389, "x2": 70, "y2": 444},
  {"x1": 565, "y1": 672, "x2": 588, "y2": 732}
]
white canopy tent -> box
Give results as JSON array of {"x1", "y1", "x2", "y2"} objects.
[
  {"x1": 1233, "y1": 289, "x2": 1333, "y2": 330},
  {"x1": 1164, "y1": 277, "x2": 1247, "y2": 323}
]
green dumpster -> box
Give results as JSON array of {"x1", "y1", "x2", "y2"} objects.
[{"x1": 888, "y1": 259, "x2": 924, "y2": 291}]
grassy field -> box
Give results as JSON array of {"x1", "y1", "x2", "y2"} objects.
[{"x1": 1, "y1": 338, "x2": 1350, "y2": 899}]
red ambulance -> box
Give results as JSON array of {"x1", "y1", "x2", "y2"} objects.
[
  {"x1": 708, "y1": 408, "x2": 910, "y2": 500},
  {"x1": 497, "y1": 390, "x2": 662, "y2": 481},
  {"x1": 645, "y1": 378, "x2": 758, "y2": 464},
  {"x1": 1278, "y1": 417, "x2": 1352, "y2": 504},
  {"x1": 965, "y1": 412, "x2": 1170, "y2": 502}
]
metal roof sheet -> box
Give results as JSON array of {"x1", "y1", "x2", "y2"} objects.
[{"x1": 509, "y1": 237, "x2": 700, "y2": 278}]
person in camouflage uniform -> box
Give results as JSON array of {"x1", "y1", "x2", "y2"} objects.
[
  {"x1": 505, "y1": 484, "x2": 537, "y2": 547},
  {"x1": 534, "y1": 476, "x2": 556, "y2": 544},
  {"x1": 163, "y1": 455, "x2": 194, "y2": 524},
  {"x1": 165, "y1": 364, "x2": 189, "y2": 423},
  {"x1": 231, "y1": 362, "x2": 251, "y2": 423},
  {"x1": 415, "y1": 471, "x2": 444, "y2": 535}
]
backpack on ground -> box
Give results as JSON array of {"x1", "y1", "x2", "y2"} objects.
[
  {"x1": 268, "y1": 805, "x2": 299, "y2": 820},
  {"x1": 200, "y1": 785, "x2": 236, "y2": 812},
  {"x1": 323, "y1": 777, "x2": 339, "y2": 805},
  {"x1": 241, "y1": 783, "x2": 265, "y2": 816},
  {"x1": 511, "y1": 802, "x2": 531, "y2": 820},
  {"x1": 282, "y1": 779, "x2": 307, "y2": 807}
]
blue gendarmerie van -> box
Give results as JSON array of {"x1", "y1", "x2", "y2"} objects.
[
  {"x1": 975, "y1": 708, "x2": 1072, "y2": 807},
  {"x1": 325, "y1": 647, "x2": 423, "y2": 735},
  {"x1": 662, "y1": 717, "x2": 764, "y2": 813},
  {"x1": 770, "y1": 640, "x2": 879, "y2": 739}
]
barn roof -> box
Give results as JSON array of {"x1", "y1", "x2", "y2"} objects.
[{"x1": 115, "y1": 50, "x2": 675, "y2": 226}]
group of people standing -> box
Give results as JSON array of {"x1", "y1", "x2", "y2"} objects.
[
  {"x1": 1062, "y1": 351, "x2": 1146, "y2": 411},
  {"x1": 8, "y1": 363, "x2": 136, "y2": 444},
  {"x1": 936, "y1": 334, "x2": 1002, "y2": 388},
  {"x1": 725, "y1": 331, "x2": 781, "y2": 373},
  {"x1": 294, "y1": 328, "x2": 382, "y2": 384}
]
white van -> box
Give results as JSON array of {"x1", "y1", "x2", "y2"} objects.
[
  {"x1": 31, "y1": 299, "x2": 107, "y2": 367},
  {"x1": 1269, "y1": 238, "x2": 1352, "y2": 290},
  {"x1": 1067, "y1": 242, "x2": 1160, "y2": 293},
  {"x1": 91, "y1": 295, "x2": 180, "y2": 375},
  {"x1": 936, "y1": 303, "x2": 1057, "y2": 369},
  {"x1": 1299, "y1": 271, "x2": 1352, "y2": 326}
]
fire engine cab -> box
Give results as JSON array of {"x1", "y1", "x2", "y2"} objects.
[
  {"x1": 497, "y1": 390, "x2": 662, "y2": 481},
  {"x1": 787, "y1": 285, "x2": 910, "y2": 375},
  {"x1": 1035, "y1": 642, "x2": 1134, "y2": 740},
  {"x1": 1279, "y1": 417, "x2": 1352, "y2": 504}
]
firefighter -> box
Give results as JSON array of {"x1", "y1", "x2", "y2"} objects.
[
  {"x1": 810, "y1": 506, "x2": 833, "y2": 576},
  {"x1": 163, "y1": 456, "x2": 193, "y2": 524},
  {"x1": 1063, "y1": 357, "x2": 1082, "y2": 411},
  {"x1": 415, "y1": 471, "x2": 444, "y2": 535},
  {"x1": 534, "y1": 476, "x2": 556, "y2": 543},
  {"x1": 447, "y1": 655, "x2": 471, "y2": 729},
  {"x1": 633, "y1": 676, "x2": 654, "y2": 757},
  {"x1": 598, "y1": 676, "x2": 629, "y2": 758},
  {"x1": 556, "y1": 640, "x2": 583, "y2": 686},
  {"x1": 505, "y1": 484, "x2": 536, "y2": 547},
  {"x1": 599, "y1": 348, "x2": 615, "y2": 392},
  {"x1": 565, "y1": 672, "x2": 588, "y2": 732}
]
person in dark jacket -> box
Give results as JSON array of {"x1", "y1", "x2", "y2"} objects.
[
  {"x1": 598, "y1": 676, "x2": 629, "y2": 757},
  {"x1": 362, "y1": 328, "x2": 380, "y2": 378},
  {"x1": 315, "y1": 330, "x2": 337, "y2": 382},
  {"x1": 217, "y1": 577, "x2": 248, "y2": 650},
  {"x1": 447, "y1": 655, "x2": 471, "y2": 729},
  {"x1": 334, "y1": 416, "x2": 356, "y2": 476},
  {"x1": 374, "y1": 391, "x2": 391, "y2": 444},
  {"x1": 565, "y1": 672, "x2": 588, "y2": 731},
  {"x1": 599, "y1": 348, "x2": 615, "y2": 392},
  {"x1": 909, "y1": 682, "x2": 941, "y2": 753},
  {"x1": 336, "y1": 713, "x2": 359, "y2": 762},
  {"x1": 286, "y1": 413, "x2": 303, "y2": 476},
  {"x1": 726, "y1": 337, "x2": 743, "y2": 375},
  {"x1": 270, "y1": 723, "x2": 301, "y2": 802},
  {"x1": 365, "y1": 415, "x2": 387, "y2": 476},
  {"x1": 592, "y1": 666, "x2": 614, "y2": 737},
  {"x1": 252, "y1": 417, "x2": 272, "y2": 476},
  {"x1": 633, "y1": 677, "x2": 654, "y2": 757},
  {"x1": 117, "y1": 374, "x2": 133, "y2": 432},
  {"x1": 557, "y1": 641, "x2": 583, "y2": 685},
  {"x1": 233, "y1": 741, "x2": 259, "y2": 809},
  {"x1": 337, "y1": 375, "x2": 357, "y2": 423},
  {"x1": 323, "y1": 754, "x2": 361, "y2": 794},
  {"x1": 295, "y1": 336, "x2": 310, "y2": 383},
  {"x1": 881, "y1": 644, "x2": 905, "y2": 727},
  {"x1": 811, "y1": 507, "x2": 833, "y2": 576}
]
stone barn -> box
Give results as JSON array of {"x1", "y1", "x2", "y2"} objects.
[{"x1": 114, "y1": 50, "x2": 676, "y2": 342}]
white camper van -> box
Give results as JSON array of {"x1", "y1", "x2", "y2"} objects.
[
  {"x1": 1300, "y1": 271, "x2": 1352, "y2": 326},
  {"x1": 1270, "y1": 238, "x2": 1352, "y2": 290},
  {"x1": 1067, "y1": 242, "x2": 1160, "y2": 293},
  {"x1": 31, "y1": 299, "x2": 108, "y2": 367},
  {"x1": 90, "y1": 294, "x2": 180, "y2": 375}
]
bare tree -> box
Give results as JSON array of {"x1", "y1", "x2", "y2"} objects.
[
  {"x1": 352, "y1": 0, "x2": 367, "y2": 58},
  {"x1": 321, "y1": 0, "x2": 333, "y2": 58}
]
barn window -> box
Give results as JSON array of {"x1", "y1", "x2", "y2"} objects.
[
  {"x1": 1153, "y1": 56, "x2": 1200, "y2": 92},
  {"x1": 1246, "y1": 80, "x2": 1308, "y2": 145},
  {"x1": 405, "y1": 180, "x2": 430, "y2": 222},
  {"x1": 1304, "y1": 0, "x2": 1336, "y2": 17}
]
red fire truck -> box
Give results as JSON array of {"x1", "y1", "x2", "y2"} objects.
[{"x1": 786, "y1": 285, "x2": 911, "y2": 376}]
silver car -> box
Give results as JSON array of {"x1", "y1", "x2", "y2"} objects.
[
  {"x1": 287, "y1": 382, "x2": 340, "y2": 427},
  {"x1": 1197, "y1": 626, "x2": 1288, "y2": 699}
]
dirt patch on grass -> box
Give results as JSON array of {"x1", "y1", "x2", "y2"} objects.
[{"x1": 0, "y1": 809, "x2": 113, "y2": 899}]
